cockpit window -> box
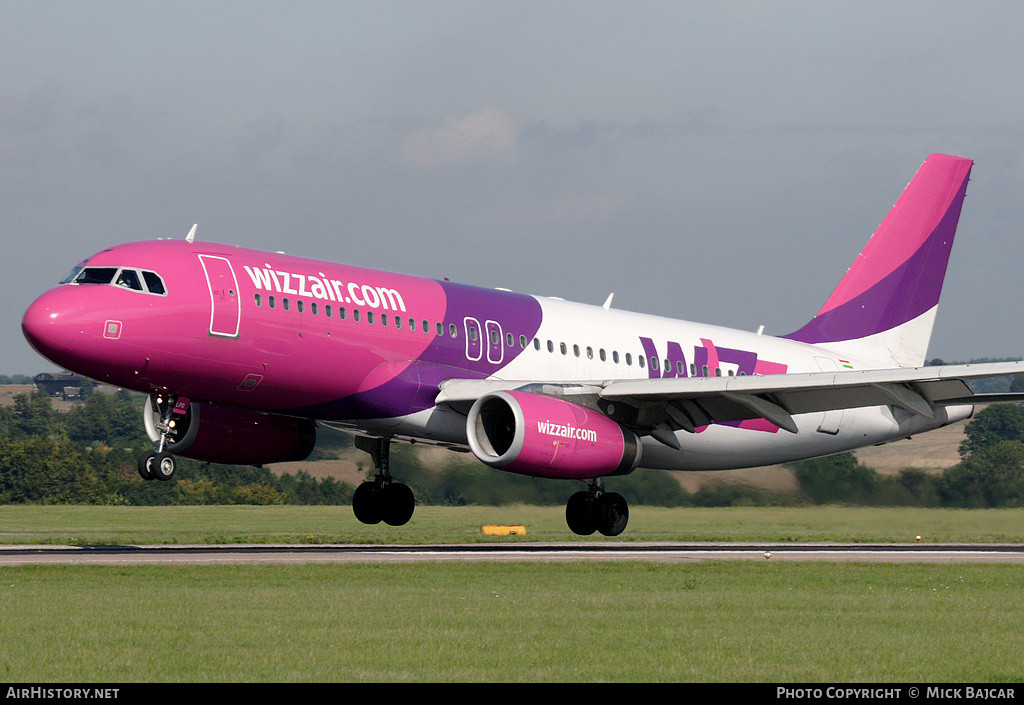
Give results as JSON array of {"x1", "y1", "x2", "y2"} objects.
[
  {"x1": 115, "y1": 269, "x2": 143, "y2": 291},
  {"x1": 68, "y1": 266, "x2": 167, "y2": 296},
  {"x1": 74, "y1": 267, "x2": 118, "y2": 285},
  {"x1": 61, "y1": 266, "x2": 83, "y2": 284},
  {"x1": 142, "y1": 271, "x2": 166, "y2": 295}
]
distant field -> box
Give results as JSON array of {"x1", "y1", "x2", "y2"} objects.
[
  {"x1": 3, "y1": 505, "x2": 1024, "y2": 545},
  {"x1": 0, "y1": 384, "x2": 77, "y2": 413}
]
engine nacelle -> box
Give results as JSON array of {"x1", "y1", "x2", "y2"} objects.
[
  {"x1": 144, "y1": 398, "x2": 316, "y2": 466},
  {"x1": 466, "y1": 391, "x2": 642, "y2": 479}
]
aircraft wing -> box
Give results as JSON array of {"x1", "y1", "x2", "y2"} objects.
[{"x1": 436, "y1": 361, "x2": 1024, "y2": 440}]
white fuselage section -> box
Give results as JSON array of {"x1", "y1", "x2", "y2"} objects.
[{"x1": 359, "y1": 295, "x2": 969, "y2": 471}]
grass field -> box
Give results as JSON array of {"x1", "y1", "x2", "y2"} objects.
[
  {"x1": 3, "y1": 504, "x2": 1024, "y2": 545},
  {"x1": 2, "y1": 505, "x2": 1023, "y2": 682},
  {"x1": 2, "y1": 561, "x2": 1022, "y2": 682}
]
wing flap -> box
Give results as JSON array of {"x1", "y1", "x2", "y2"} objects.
[
  {"x1": 600, "y1": 362, "x2": 1024, "y2": 402},
  {"x1": 600, "y1": 362, "x2": 1023, "y2": 431}
]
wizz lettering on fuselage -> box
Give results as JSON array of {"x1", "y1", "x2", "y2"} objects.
[
  {"x1": 242, "y1": 264, "x2": 407, "y2": 312},
  {"x1": 638, "y1": 336, "x2": 789, "y2": 379}
]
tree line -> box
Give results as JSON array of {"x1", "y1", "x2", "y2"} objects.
[
  {"x1": 0, "y1": 391, "x2": 351, "y2": 506},
  {"x1": 2, "y1": 388, "x2": 1024, "y2": 508}
]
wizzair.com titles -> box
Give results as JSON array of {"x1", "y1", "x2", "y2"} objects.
[
  {"x1": 243, "y1": 265, "x2": 407, "y2": 312},
  {"x1": 537, "y1": 421, "x2": 598, "y2": 443}
]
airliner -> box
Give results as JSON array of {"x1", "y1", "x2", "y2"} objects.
[{"x1": 21, "y1": 153, "x2": 1024, "y2": 536}]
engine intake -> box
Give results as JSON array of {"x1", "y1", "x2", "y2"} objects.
[{"x1": 466, "y1": 391, "x2": 641, "y2": 479}]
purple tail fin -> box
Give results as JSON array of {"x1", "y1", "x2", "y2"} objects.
[{"x1": 784, "y1": 153, "x2": 973, "y2": 367}]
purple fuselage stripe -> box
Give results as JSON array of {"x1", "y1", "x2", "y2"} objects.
[{"x1": 295, "y1": 280, "x2": 544, "y2": 418}]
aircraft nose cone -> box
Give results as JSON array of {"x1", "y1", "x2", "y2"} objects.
[{"x1": 22, "y1": 288, "x2": 81, "y2": 365}]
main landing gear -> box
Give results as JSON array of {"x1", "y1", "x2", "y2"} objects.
[
  {"x1": 351, "y1": 436, "x2": 416, "y2": 527},
  {"x1": 565, "y1": 479, "x2": 629, "y2": 537},
  {"x1": 137, "y1": 394, "x2": 178, "y2": 482}
]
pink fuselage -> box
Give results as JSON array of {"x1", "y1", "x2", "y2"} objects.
[{"x1": 22, "y1": 240, "x2": 542, "y2": 425}]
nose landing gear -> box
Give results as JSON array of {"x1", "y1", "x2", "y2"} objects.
[
  {"x1": 137, "y1": 449, "x2": 177, "y2": 481},
  {"x1": 137, "y1": 394, "x2": 179, "y2": 482}
]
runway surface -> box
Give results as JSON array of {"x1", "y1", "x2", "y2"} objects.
[{"x1": 2, "y1": 542, "x2": 1024, "y2": 565}]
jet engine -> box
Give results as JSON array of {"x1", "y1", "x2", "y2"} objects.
[
  {"x1": 144, "y1": 397, "x2": 316, "y2": 466},
  {"x1": 466, "y1": 391, "x2": 641, "y2": 479}
]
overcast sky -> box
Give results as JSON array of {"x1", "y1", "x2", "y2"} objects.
[{"x1": 5, "y1": 1, "x2": 1024, "y2": 375}]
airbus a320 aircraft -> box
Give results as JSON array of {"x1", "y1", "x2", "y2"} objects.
[{"x1": 21, "y1": 154, "x2": 1024, "y2": 535}]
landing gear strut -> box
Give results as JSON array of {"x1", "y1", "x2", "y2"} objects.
[
  {"x1": 565, "y1": 479, "x2": 629, "y2": 537},
  {"x1": 138, "y1": 394, "x2": 178, "y2": 482},
  {"x1": 351, "y1": 436, "x2": 415, "y2": 526}
]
